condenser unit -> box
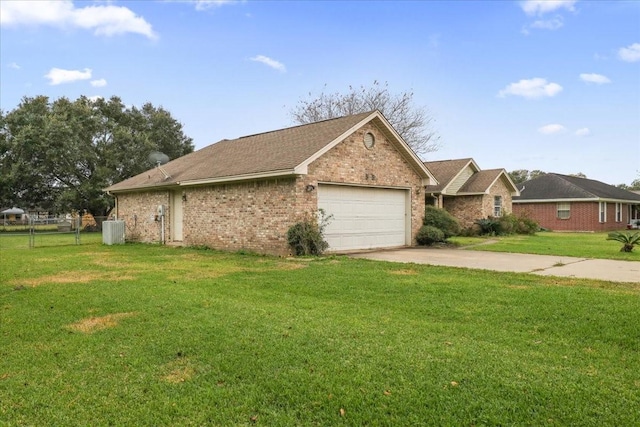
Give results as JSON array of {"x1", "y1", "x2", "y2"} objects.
[{"x1": 102, "y1": 220, "x2": 125, "y2": 245}]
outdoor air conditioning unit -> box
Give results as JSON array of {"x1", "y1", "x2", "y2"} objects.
[{"x1": 102, "y1": 220, "x2": 125, "y2": 245}]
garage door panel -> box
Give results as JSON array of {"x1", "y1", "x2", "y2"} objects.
[{"x1": 318, "y1": 185, "x2": 408, "y2": 251}]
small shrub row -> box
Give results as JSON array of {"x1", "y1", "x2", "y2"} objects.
[
  {"x1": 474, "y1": 213, "x2": 539, "y2": 236},
  {"x1": 417, "y1": 206, "x2": 460, "y2": 246}
]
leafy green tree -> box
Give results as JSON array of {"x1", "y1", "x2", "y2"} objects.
[
  {"x1": 617, "y1": 177, "x2": 640, "y2": 190},
  {"x1": 508, "y1": 169, "x2": 547, "y2": 185},
  {"x1": 0, "y1": 95, "x2": 194, "y2": 216}
]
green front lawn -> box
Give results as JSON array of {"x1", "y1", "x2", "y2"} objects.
[
  {"x1": 1, "y1": 240, "x2": 638, "y2": 425},
  {"x1": 451, "y1": 231, "x2": 640, "y2": 261}
]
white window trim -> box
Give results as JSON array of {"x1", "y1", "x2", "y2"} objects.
[
  {"x1": 599, "y1": 202, "x2": 607, "y2": 223},
  {"x1": 615, "y1": 203, "x2": 622, "y2": 222},
  {"x1": 494, "y1": 196, "x2": 503, "y2": 217},
  {"x1": 557, "y1": 202, "x2": 570, "y2": 219}
]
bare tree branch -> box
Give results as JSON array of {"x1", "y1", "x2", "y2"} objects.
[{"x1": 291, "y1": 81, "x2": 440, "y2": 157}]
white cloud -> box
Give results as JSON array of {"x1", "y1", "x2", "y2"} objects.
[
  {"x1": 88, "y1": 95, "x2": 103, "y2": 102},
  {"x1": 90, "y1": 78, "x2": 107, "y2": 87},
  {"x1": 498, "y1": 78, "x2": 563, "y2": 99},
  {"x1": 44, "y1": 67, "x2": 92, "y2": 85},
  {"x1": 250, "y1": 55, "x2": 286, "y2": 72},
  {"x1": 579, "y1": 73, "x2": 611, "y2": 84},
  {"x1": 575, "y1": 128, "x2": 591, "y2": 137},
  {"x1": 538, "y1": 124, "x2": 566, "y2": 135},
  {"x1": 193, "y1": 0, "x2": 238, "y2": 11},
  {"x1": 521, "y1": 0, "x2": 577, "y2": 16},
  {"x1": 530, "y1": 16, "x2": 564, "y2": 30},
  {"x1": 618, "y1": 43, "x2": 640, "y2": 63},
  {"x1": 8, "y1": 62, "x2": 21, "y2": 69},
  {"x1": 0, "y1": 0, "x2": 157, "y2": 39}
]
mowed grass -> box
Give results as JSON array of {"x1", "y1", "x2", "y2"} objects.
[
  {"x1": 1, "y1": 239, "x2": 639, "y2": 426},
  {"x1": 451, "y1": 231, "x2": 640, "y2": 261}
]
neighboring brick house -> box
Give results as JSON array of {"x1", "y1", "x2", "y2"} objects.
[
  {"x1": 105, "y1": 111, "x2": 437, "y2": 255},
  {"x1": 512, "y1": 173, "x2": 640, "y2": 232},
  {"x1": 423, "y1": 158, "x2": 520, "y2": 228}
]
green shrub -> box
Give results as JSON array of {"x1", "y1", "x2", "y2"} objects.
[
  {"x1": 474, "y1": 217, "x2": 502, "y2": 236},
  {"x1": 475, "y1": 214, "x2": 539, "y2": 236},
  {"x1": 416, "y1": 225, "x2": 445, "y2": 245},
  {"x1": 423, "y1": 206, "x2": 460, "y2": 238},
  {"x1": 287, "y1": 210, "x2": 332, "y2": 256},
  {"x1": 512, "y1": 214, "x2": 539, "y2": 235}
]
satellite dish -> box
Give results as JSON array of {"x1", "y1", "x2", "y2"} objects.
[
  {"x1": 148, "y1": 151, "x2": 170, "y2": 166},
  {"x1": 147, "y1": 151, "x2": 171, "y2": 180}
]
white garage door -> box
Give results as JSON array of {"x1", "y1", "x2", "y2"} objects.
[{"x1": 317, "y1": 184, "x2": 408, "y2": 252}]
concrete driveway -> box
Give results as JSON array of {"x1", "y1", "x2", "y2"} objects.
[{"x1": 350, "y1": 247, "x2": 640, "y2": 283}]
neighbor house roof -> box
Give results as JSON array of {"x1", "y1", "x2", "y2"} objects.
[
  {"x1": 513, "y1": 173, "x2": 640, "y2": 203},
  {"x1": 106, "y1": 110, "x2": 436, "y2": 193},
  {"x1": 423, "y1": 158, "x2": 518, "y2": 196}
]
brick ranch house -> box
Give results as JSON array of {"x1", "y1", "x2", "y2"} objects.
[
  {"x1": 423, "y1": 158, "x2": 520, "y2": 228},
  {"x1": 512, "y1": 173, "x2": 640, "y2": 232},
  {"x1": 105, "y1": 111, "x2": 437, "y2": 255}
]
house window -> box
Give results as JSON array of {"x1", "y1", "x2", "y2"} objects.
[
  {"x1": 557, "y1": 202, "x2": 570, "y2": 219},
  {"x1": 599, "y1": 202, "x2": 607, "y2": 223},
  {"x1": 493, "y1": 196, "x2": 502, "y2": 217},
  {"x1": 615, "y1": 203, "x2": 622, "y2": 222}
]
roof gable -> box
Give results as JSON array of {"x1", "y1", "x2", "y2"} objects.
[
  {"x1": 106, "y1": 110, "x2": 435, "y2": 193},
  {"x1": 423, "y1": 158, "x2": 518, "y2": 195},
  {"x1": 514, "y1": 173, "x2": 640, "y2": 202},
  {"x1": 423, "y1": 158, "x2": 476, "y2": 193}
]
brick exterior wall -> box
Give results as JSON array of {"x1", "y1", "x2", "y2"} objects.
[
  {"x1": 304, "y1": 123, "x2": 425, "y2": 244},
  {"x1": 513, "y1": 201, "x2": 632, "y2": 232},
  {"x1": 442, "y1": 178, "x2": 514, "y2": 229},
  {"x1": 116, "y1": 190, "x2": 170, "y2": 243},
  {"x1": 114, "y1": 122, "x2": 425, "y2": 255}
]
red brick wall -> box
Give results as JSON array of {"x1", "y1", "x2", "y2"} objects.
[{"x1": 513, "y1": 201, "x2": 631, "y2": 232}]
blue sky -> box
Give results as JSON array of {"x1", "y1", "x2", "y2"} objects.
[{"x1": 1, "y1": 0, "x2": 639, "y2": 185}]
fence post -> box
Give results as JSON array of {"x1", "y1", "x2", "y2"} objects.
[{"x1": 29, "y1": 216, "x2": 34, "y2": 248}]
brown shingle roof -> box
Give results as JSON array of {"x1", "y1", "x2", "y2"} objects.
[
  {"x1": 106, "y1": 111, "x2": 435, "y2": 193},
  {"x1": 458, "y1": 169, "x2": 503, "y2": 193},
  {"x1": 106, "y1": 111, "x2": 375, "y2": 192},
  {"x1": 423, "y1": 158, "x2": 475, "y2": 192}
]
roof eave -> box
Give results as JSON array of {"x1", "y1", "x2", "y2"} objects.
[
  {"x1": 106, "y1": 169, "x2": 299, "y2": 193},
  {"x1": 104, "y1": 182, "x2": 179, "y2": 194},
  {"x1": 514, "y1": 197, "x2": 640, "y2": 204},
  {"x1": 513, "y1": 197, "x2": 598, "y2": 203},
  {"x1": 177, "y1": 169, "x2": 298, "y2": 187},
  {"x1": 295, "y1": 110, "x2": 439, "y2": 187}
]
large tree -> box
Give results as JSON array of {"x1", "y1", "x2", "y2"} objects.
[
  {"x1": 0, "y1": 95, "x2": 194, "y2": 217},
  {"x1": 290, "y1": 81, "x2": 439, "y2": 157},
  {"x1": 508, "y1": 169, "x2": 547, "y2": 186}
]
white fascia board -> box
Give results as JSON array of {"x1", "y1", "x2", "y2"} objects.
[
  {"x1": 496, "y1": 171, "x2": 520, "y2": 196},
  {"x1": 440, "y1": 159, "x2": 475, "y2": 194},
  {"x1": 106, "y1": 183, "x2": 178, "y2": 194},
  {"x1": 177, "y1": 169, "x2": 298, "y2": 187},
  {"x1": 455, "y1": 191, "x2": 488, "y2": 196},
  {"x1": 296, "y1": 110, "x2": 439, "y2": 186},
  {"x1": 512, "y1": 198, "x2": 597, "y2": 203},
  {"x1": 513, "y1": 197, "x2": 640, "y2": 204},
  {"x1": 373, "y1": 112, "x2": 438, "y2": 184}
]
